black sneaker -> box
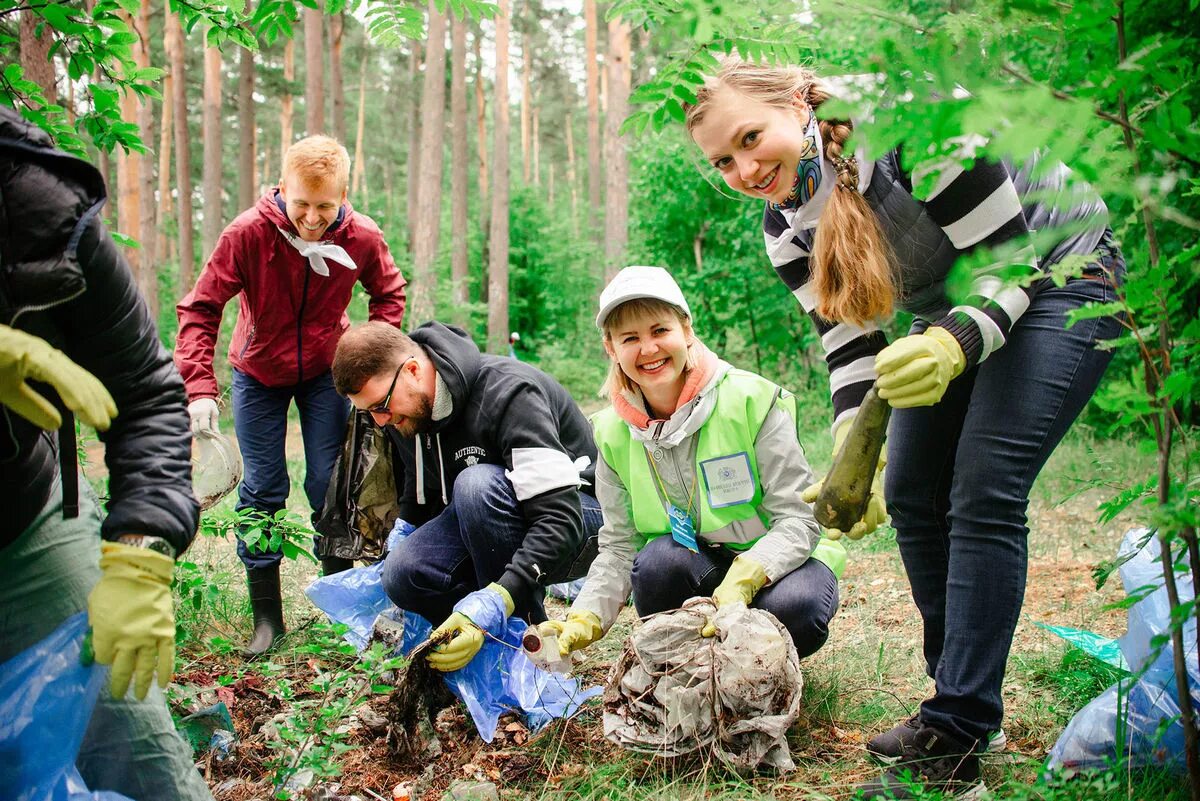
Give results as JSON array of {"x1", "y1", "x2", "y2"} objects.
[
  {"x1": 857, "y1": 724, "x2": 986, "y2": 800},
  {"x1": 867, "y1": 715, "x2": 1007, "y2": 764}
]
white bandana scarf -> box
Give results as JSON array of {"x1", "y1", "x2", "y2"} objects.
[{"x1": 277, "y1": 227, "x2": 358, "y2": 277}]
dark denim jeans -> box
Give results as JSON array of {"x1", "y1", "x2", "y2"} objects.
[
  {"x1": 885, "y1": 264, "x2": 1124, "y2": 745},
  {"x1": 382, "y1": 464, "x2": 604, "y2": 625},
  {"x1": 630, "y1": 534, "x2": 840, "y2": 658},
  {"x1": 231, "y1": 368, "x2": 349, "y2": 569}
]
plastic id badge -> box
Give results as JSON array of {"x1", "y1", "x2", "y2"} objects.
[
  {"x1": 668, "y1": 504, "x2": 699, "y2": 552},
  {"x1": 700, "y1": 452, "x2": 755, "y2": 509}
]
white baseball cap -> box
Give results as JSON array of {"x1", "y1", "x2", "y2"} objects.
[{"x1": 596, "y1": 265, "x2": 692, "y2": 328}]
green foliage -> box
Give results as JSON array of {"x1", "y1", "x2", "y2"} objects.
[{"x1": 199, "y1": 506, "x2": 318, "y2": 563}]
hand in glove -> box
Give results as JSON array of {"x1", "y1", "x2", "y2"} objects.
[
  {"x1": 801, "y1": 422, "x2": 888, "y2": 540},
  {"x1": 0, "y1": 325, "x2": 116, "y2": 431},
  {"x1": 86, "y1": 542, "x2": 176, "y2": 700},
  {"x1": 874, "y1": 327, "x2": 965, "y2": 408},
  {"x1": 701, "y1": 557, "x2": 768, "y2": 637},
  {"x1": 539, "y1": 609, "x2": 604, "y2": 656},
  {"x1": 188, "y1": 397, "x2": 220, "y2": 436},
  {"x1": 427, "y1": 582, "x2": 514, "y2": 672}
]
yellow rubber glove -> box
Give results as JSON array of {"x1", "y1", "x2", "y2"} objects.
[
  {"x1": 801, "y1": 424, "x2": 888, "y2": 540},
  {"x1": 427, "y1": 582, "x2": 514, "y2": 672},
  {"x1": 874, "y1": 327, "x2": 966, "y2": 408},
  {"x1": 539, "y1": 609, "x2": 604, "y2": 657},
  {"x1": 0, "y1": 325, "x2": 117, "y2": 431},
  {"x1": 87, "y1": 542, "x2": 176, "y2": 700},
  {"x1": 701, "y1": 557, "x2": 768, "y2": 637}
]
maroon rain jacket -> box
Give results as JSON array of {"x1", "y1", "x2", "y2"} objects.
[{"x1": 175, "y1": 190, "x2": 407, "y2": 400}]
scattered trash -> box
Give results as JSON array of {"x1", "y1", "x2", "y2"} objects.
[
  {"x1": 192, "y1": 428, "x2": 242, "y2": 511},
  {"x1": 281, "y1": 767, "x2": 316, "y2": 795},
  {"x1": 604, "y1": 599, "x2": 803, "y2": 773},
  {"x1": 1035, "y1": 622, "x2": 1129, "y2": 671},
  {"x1": 1048, "y1": 528, "x2": 1197, "y2": 774},
  {"x1": 443, "y1": 779, "x2": 500, "y2": 801},
  {"x1": 174, "y1": 701, "x2": 235, "y2": 755},
  {"x1": 209, "y1": 728, "x2": 236, "y2": 761},
  {"x1": 547, "y1": 576, "x2": 586, "y2": 601},
  {"x1": 522, "y1": 628, "x2": 572, "y2": 674},
  {"x1": 387, "y1": 633, "x2": 458, "y2": 761}
]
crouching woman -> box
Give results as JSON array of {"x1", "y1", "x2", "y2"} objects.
[{"x1": 543, "y1": 265, "x2": 846, "y2": 657}]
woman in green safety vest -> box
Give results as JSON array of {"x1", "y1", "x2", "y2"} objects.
[{"x1": 540, "y1": 265, "x2": 846, "y2": 658}]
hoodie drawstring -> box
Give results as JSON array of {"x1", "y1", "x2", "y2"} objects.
[
  {"x1": 436, "y1": 433, "x2": 448, "y2": 505},
  {"x1": 415, "y1": 438, "x2": 426, "y2": 505}
]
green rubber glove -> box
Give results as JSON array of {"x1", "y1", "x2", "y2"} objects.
[
  {"x1": 702, "y1": 557, "x2": 768, "y2": 637},
  {"x1": 801, "y1": 423, "x2": 888, "y2": 540},
  {"x1": 427, "y1": 582, "x2": 514, "y2": 672},
  {"x1": 0, "y1": 325, "x2": 117, "y2": 431},
  {"x1": 874, "y1": 327, "x2": 966, "y2": 408},
  {"x1": 87, "y1": 542, "x2": 176, "y2": 700},
  {"x1": 539, "y1": 609, "x2": 604, "y2": 657}
]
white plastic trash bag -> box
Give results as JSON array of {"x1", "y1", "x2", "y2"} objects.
[
  {"x1": 603, "y1": 599, "x2": 802, "y2": 773},
  {"x1": 192, "y1": 429, "x2": 243, "y2": 511}
]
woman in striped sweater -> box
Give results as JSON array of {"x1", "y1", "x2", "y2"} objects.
[{"x1": 688, "y1": 60, "x2": 1125, "y2": 800}]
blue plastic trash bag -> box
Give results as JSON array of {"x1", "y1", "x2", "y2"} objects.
[
  {"x1": 0, "y1": 611, "x2": 133, "y2": 801},
  {"x1": 1048, "y1": 528, "x2": 1198, "y2": 773},
  {"x1": 547, "y1": 577, "x2": 587, "y2": 601},
  {"x1": 305, "y1": 519, "x2": 414, "y2": 650}
]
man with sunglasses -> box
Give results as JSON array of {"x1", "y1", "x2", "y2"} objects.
[
  {"x1": 332, "y1": 321, "x2": 601, "y2": 673},
  {"x1": 175, "y1": 136, "x2": 407, "y2": 655}
]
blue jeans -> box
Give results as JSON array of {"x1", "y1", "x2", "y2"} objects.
[
  {"x1": 630, "y1": 535, "x2": 840, "y2": 659},
  {"x1": 382, "y1": 464, "x2": 604, "y2": 624},
  {"x1": 886, "y1": 266, "x2": 1124, "y2": 745},
  {"x1": 231, "y1": 368, "x2": 349, "y2": 569}
]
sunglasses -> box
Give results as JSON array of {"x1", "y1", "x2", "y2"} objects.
[{"x1": 367, "y1": 356, "x2": 414, "y2": 416}]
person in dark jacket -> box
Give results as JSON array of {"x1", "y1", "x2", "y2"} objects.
[
  {"x1": 175, "y1": 134, "x2": 407, "y2": 655},
  {"x1": 0, "y1": 108, "x2": 212, "y2": 799},
  {"x1": 331, "y1": 321, "x2": 601, "y2": 672}
]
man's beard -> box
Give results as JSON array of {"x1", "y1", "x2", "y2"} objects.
[{"x1": 392, "y1": 393, "x2": 434, "y2": 437}]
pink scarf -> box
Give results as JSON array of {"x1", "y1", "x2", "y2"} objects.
[{"x1": 611, "y1": 341, "x2": 720, "y2": 430}]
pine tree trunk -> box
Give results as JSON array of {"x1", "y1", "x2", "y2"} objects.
[
  {"x1": 603, "y1": 18, "x2": 630, "y2": 283},
  {"x1": 473, "y1": 28, "x2": 490, "y2": 277},
  {"x1": 487, "y1": 0, "x2": 511, "y2": 353},
  {"x1": 405, "y1": 40, "x2": 423, "y2": 253},
  {"x1": 134, "y1": 0, "x2": 157, "y2": 315},
  {"x1": 410, "y1": 0, "x2": 448, "y2": 324},
  {"x1": 202, "y1": 43, "x2": 224, "y2": 263},
  {"x1": 584, "y1": 0, "x2": 601, "y2": 246},
  {"x1": 166, "y1": 11, "x2": 194, "y2": 290},
  {"x1": 157, "y1": 67, "x2": 174, "y2": 265},
  {"x1": 450, "y1": 15, "x2": 470, "y2": 312},
  {"x1": 565, "y1": 111, "x2": 579, "y2": 230},
  {"x1": 532, "y1": 107, "x2": 540, "y2": 188},
  {"x1": 330, "y1": 11, "x2": 347, "y2": 143},
  {"x1": 238, "y1": 46, "x2": 256, "y2": 212},
  {"x1": 281, "y1": 37, "x2": 295, "y2": 163},
  {"x1": 304, "y1": 5, "x2": 325, "y2": 135},
  {"x1": 19, "y1": 11, "x2": 56, "y2": 104},
  {"x1": 351, "y1": 56, "x2": 368, "y2": 201},
  {"x1": 520, "y1": 40, "x2": 531, "y2": 185}
]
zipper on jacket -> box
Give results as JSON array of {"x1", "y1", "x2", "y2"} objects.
[
  {"x1": 295, "y1": 267, "x2": 311, "y2": 384},
  {"x1": 237, "y1": 324, "x2": 257, "y2": 359}
]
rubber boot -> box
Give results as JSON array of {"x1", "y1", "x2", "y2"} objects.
[
  {"x1": 320, "y1": 555, "x2": 354, "y2": 576},
  {"x1": 245, "y1": 564, "x2": 286, "y2": 656}
]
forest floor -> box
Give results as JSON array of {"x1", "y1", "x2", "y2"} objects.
[{"x1": 88, "y1": 420, "x2": 1185, "y2": 801}]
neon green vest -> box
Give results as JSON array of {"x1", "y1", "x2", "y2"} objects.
[{"x1": 593, "y1": 369, "x2": 846, "y2": 579}]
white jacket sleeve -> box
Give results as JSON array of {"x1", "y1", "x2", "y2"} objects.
[
  {"x1": 570, "y1": 455, "x2": 639, "y2": 631},
  {"x1": 742, "y1": 405, "x2": 823, "y2": 582}
]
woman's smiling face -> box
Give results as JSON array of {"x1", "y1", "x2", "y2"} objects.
[
  {"x1": 606, "y1": 309, "x2": 692, "y2": 406},
  {"x1": 690, "y1": 84, "x2": 812, "y2": 204}
]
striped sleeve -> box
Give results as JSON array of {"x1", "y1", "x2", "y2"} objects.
[{"x1": 914, "y1": 153, "x2": 1041, "y2": 367}]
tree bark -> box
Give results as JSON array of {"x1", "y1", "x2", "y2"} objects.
[
  {"x1": 304, "y1": 5, "x2": 325, "y2": 135},
  {"x1": 19, "y1": 11, "x2": 56, "y2": 104},
  {"x1": 202, "y1": 43, "x2": 224, "y2": 263},
  {"x1": 134, "y1": 0, "x2": 157, "y2": 315},
  {"x1": 487, "y1": 0, "x2": 511, "y2": 353},
  {"x1": 281, "y1": 36, "x2": 295, "y2": 166},
  {"x1": 405, "y1": 40, "x2": 423, "y2": 253},
  {"x1": 351, "y1": 56, "x2": 368, "y2": 201},
  {"x1": 584, "y1": 0, "x2": 601, "y2": 245},
  {"x1": 409, "y1": 0, "x2": 448, "y2": 324},
  {"x1": 330, "y1": 11, "x2": 347, "y2": 143},
  {"x1": 565, "y1": 111, "x2": 578, "y2": 229},
  {"x1": 473, "y1": 29, "x2": 490, "y2": 268},
  {"x1": 520, "y1": 39, "x2": 531, "y2": 185},
  {"x1": 157, "y1": 65, "x2": 174, "y2": 265},
  {"x1": 603, "y1": 18, "x2": 630, "y2": 283},
  {"x1": 166, "y1": 11, "x2": 194, "y2": 290},
  {"x1": 238, "y1": 46, "x2": 256, "y2": 212},
  {"x1": 450, "y1": 15, "x2": 470, "y2": 313}
]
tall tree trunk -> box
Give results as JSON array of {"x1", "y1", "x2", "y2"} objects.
[
  {"x1": 202, "y1": 43, "x2": 224, "y2": 263},
  {"x1": 304, "y1": 5, "x2": 325, "y2": 135},
  {"x1": 487, "y1": 0, "x2": 511, "y2": 353},
  {"x1": 410, "y1": 0, "x2": 448, "y2": 324},
  {"x1": 520, "y1": 39, "x2": 531, "y2": 185},
  {"x1": 157, "y1": 66, "x2": 174, "y2": 265},
  {"x1": 450, "y1": 15, "x2": 469, "y2": 313},
  {"x1": 115, "y1": 12, "x2": 141, "y2": 303},
  {"x1": 167, "y1": 11, "x2": 194, "y2": 290},
  {"x1": 351, "y1": 56, "x2": 368, "y2": 201},
  {"x1": 330, "y1": 11, "x2": 347, "y2": 143},
  {"x1": 134, "y1": 0, "x2": 157, "y2": 315},
  {"x1": 584, "y1": 0, "x2": 601, "y2": 246},
  {"x1": 63, "y1": 54, "x2": 75, "y2": 123},
  {"x1": 19, "y1": 11, "x2": 56, "y2": 103},
  {"x1": 565, "y1": 111, "x2": 578, "y2": 230},
  {"x1": 532, "y1": 107, "x2": 540, "y2": 188},
  {"x1": 405, "y1": 40, "x2": 423, "y2": 252},
  {"x1": 473, "y1": 29, "x2": 490, "y2": 277},
  {"x1": 281, "y1": 37, "x2": 295, "y2": 165},
  {"x1": 603, "y1": 18, "x2": 630, "y2": 283},
  {"x1": 238, "y1": 46, "x2": 256, "y2": 211}
]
